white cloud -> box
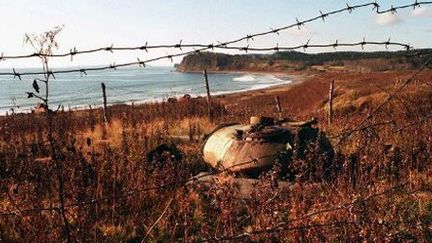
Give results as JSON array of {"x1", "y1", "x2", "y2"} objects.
[
  {"x1": 375, "y1": 12, "x2": 401, "y2": 26},
  {"x1": 412, "y1": 7, "x2": 431, "y2": 17}
]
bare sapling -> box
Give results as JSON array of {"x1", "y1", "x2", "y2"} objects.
[{"x1": 24, "y1": 25, "x2": 72, "y2": 243}]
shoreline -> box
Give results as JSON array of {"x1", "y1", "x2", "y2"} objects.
[
  {"x1": 0, "y1": 71, "x2": 309, "y2": 117},
  {"x1": 214, "y1": 72, "x2": 308, "y2": 106}
]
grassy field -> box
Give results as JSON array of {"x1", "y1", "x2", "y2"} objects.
[{"x1": 1, "y1": 69, "x2": 432, "y2": 242}]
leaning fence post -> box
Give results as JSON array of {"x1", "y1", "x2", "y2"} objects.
[
  {"x1": 101, "y1": 82, "x2": 109, "y2": 123},
  {"x1": 328, "y1": 80, "x2": 334, "y2": 126},
  {"x1": 203, "y1": 69, "x2": 213, "y2": 122},
  {"x1": 274, "y1": 96, "x2": 282, "y2": 119}
]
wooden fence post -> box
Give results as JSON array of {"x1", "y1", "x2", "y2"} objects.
[
  {"x1": 101, "y1": 82, "x2": 109, "y2": 123},
  {"x1": 188, "y1": 119, "x2": 194, "y2": 143},
  {"x1": 203, "y1": 69, "x2": 213, "y2": 122},
  {"x1": 274, "y1": 96, "x2": 282, "y2": 119},
  {"x1": 328, "y1": 80, "x2": 334, "y2": 126}
]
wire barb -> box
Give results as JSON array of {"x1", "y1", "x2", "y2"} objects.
[
  {"x1": 385, "y1": 38, "x2": 391, "y2": 49},
  {"x1": 140, "y1": 42, "x2": 148, "y2": 52},
  {"x1": 79, "y1": 68, "x2": 87, "y2": 77},
  {"x1": 13, "y1": 68, "x2": 21, "y2": 80},
  {"x1": 69, "y1": 47, "x2": 77, "y2": 61},
  {"x1": 109, "y1": 62, "x2": 116, "y2": 70},
  {"x1": 105, "y1": 44, "x2": 114, "y2": 53},
  {"x1": 270, "y1": 27, "x2": 280, "y2": 35},
  {"x1": 295, "y1": 18, "x2": 303, "y2": 29},
  {"x1": 346, "y1": 3, "x2": 354, "y2": 13},
  {"x1": 361, "y1": 37, "x2": 366, "y2": 50},
  {"x1": 319, "y1": 10, "x2": 328, "y2": 22},
  {"x1": 241, "y1": 45, "x2": 249, "y2": 53},
  {"x1": 175, "y1": 40, "x2": 183, "y2": 50},
  {"x1": 167, "y1": 55, "x2": 173, "y2": 62},
  {"x1": 373, "y1": 1, "x2": 380, "y2": 11},
  {"x1": 413, "y1": 0, "x2": 421, "y2": 9},
  {"x1": 303, "y1": 39, "x2": 311, "y2": 51},
  {"x1": 333, "y1": 40, "x2": 339, "y2": 49},
  {"x1": 48, "y1": 70, "x2": 56, "y2": 79},
  {"x1": 137, "y1": 57, "x2": 145, "y2": 68},
  {"x1": 217, "y1": 41, "x2": 228, "y2": 47}
]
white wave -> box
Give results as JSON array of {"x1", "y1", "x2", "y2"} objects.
[
  {"x1": 210, "y1": 79, "x2": 293, "y2": 97},
  {"x1": 249, "y1": 84, "x2": 274, "y2": 90},
  {"x1": 233, "y1": 75, "x2": 256, "y2": 82}
]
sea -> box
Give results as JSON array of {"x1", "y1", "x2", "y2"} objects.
[{"x1": 0, "y1": 66, "x2": 292, "y2": 115}]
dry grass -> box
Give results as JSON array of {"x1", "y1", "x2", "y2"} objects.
[{"x1": 0, "y1": 70, "x2": 432, "y2": 241}]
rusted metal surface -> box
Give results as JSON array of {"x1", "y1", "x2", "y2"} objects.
[
  {"x1": 203, "y1": 124, "x2": 248, "y2": 168},
  {"x1": 203, "y1": 116, "x2": 333, "y2": 174},
  {"x1": 203, "y1": 117, "x2": 293, "y2": 173}
]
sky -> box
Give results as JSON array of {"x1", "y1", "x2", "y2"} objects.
[{"x1": 0, "y1": 0, "x2": 431, "y2": 69}]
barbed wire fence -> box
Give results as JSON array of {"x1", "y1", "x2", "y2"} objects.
[
  {"x1": 0, "y1": 0, "x2": 430, "y2": 214},
  {"x1": 0, "y1": 1, "x2": 431, "y2": 77},
  {"x1": 199, "y1": 182, "x2": 426, "y2": 242},
  {"x1": 0, "y1": 1, "x2": 430, "y2": 113},
  {"x1": 0, "y1": 40, "x2": 428, "y2": 113},
  {"x1": 0, "y1": 0, "x2": 432, "y2": 240}
]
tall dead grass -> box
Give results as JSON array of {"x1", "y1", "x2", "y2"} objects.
[{"x1": 0, "y1": 71, "x2": 432, "y2": 241}]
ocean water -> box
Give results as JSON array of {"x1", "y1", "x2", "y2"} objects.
[{"x1": 0, "y1": 67, "x2": 291, "y2": 114}]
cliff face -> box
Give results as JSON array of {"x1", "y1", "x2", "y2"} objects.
[
  {"x1": 176, "y1": 50, "x2": 431, "y2": 73},
  {"x1": 176, "y1": 52, "x2": 281, "y2": 72}
]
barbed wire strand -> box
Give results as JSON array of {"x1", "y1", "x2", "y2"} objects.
[
  {"x1": 1, "y1": 54, "x2": 431, "y2": 217},
  {"x1": 0, "y1": 1, "x2": 430, "y2": 62},
  {"x1": 0, "y1": 0, "x2": 430, "y2": 77},
  {"x1": 204, "y1": 221, "x2": 358, "y2": 242},
  {"x1": 0, "y1": 153, "x2": 273, "y2": 216},
  {"x1": 0, "y1": 40, "x2": 414, "y2": 61},
  {"x1": 334, "y1": 55, "x2": 432, "y2": 145},
  {"x1": 260, "y1": 51, "x2": 432, "y2": 186},
  {"x1": 0, "y1": 41, "x2": 422, "y2": 78},
  {"x1": 0, "y1": 0, "x2": 431, "y2": 228},
  {"x1": 202, "y1": 183, "x2": 427, "y2": 242}
]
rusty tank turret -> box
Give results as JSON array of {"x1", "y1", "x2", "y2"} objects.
[{"x1": 203, "y1": 116, "x2": 333, "y2": 175}]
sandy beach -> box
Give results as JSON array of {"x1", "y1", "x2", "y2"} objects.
[{"x1": 213, "y1": 72, "x2": 309, "y2": 104}]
